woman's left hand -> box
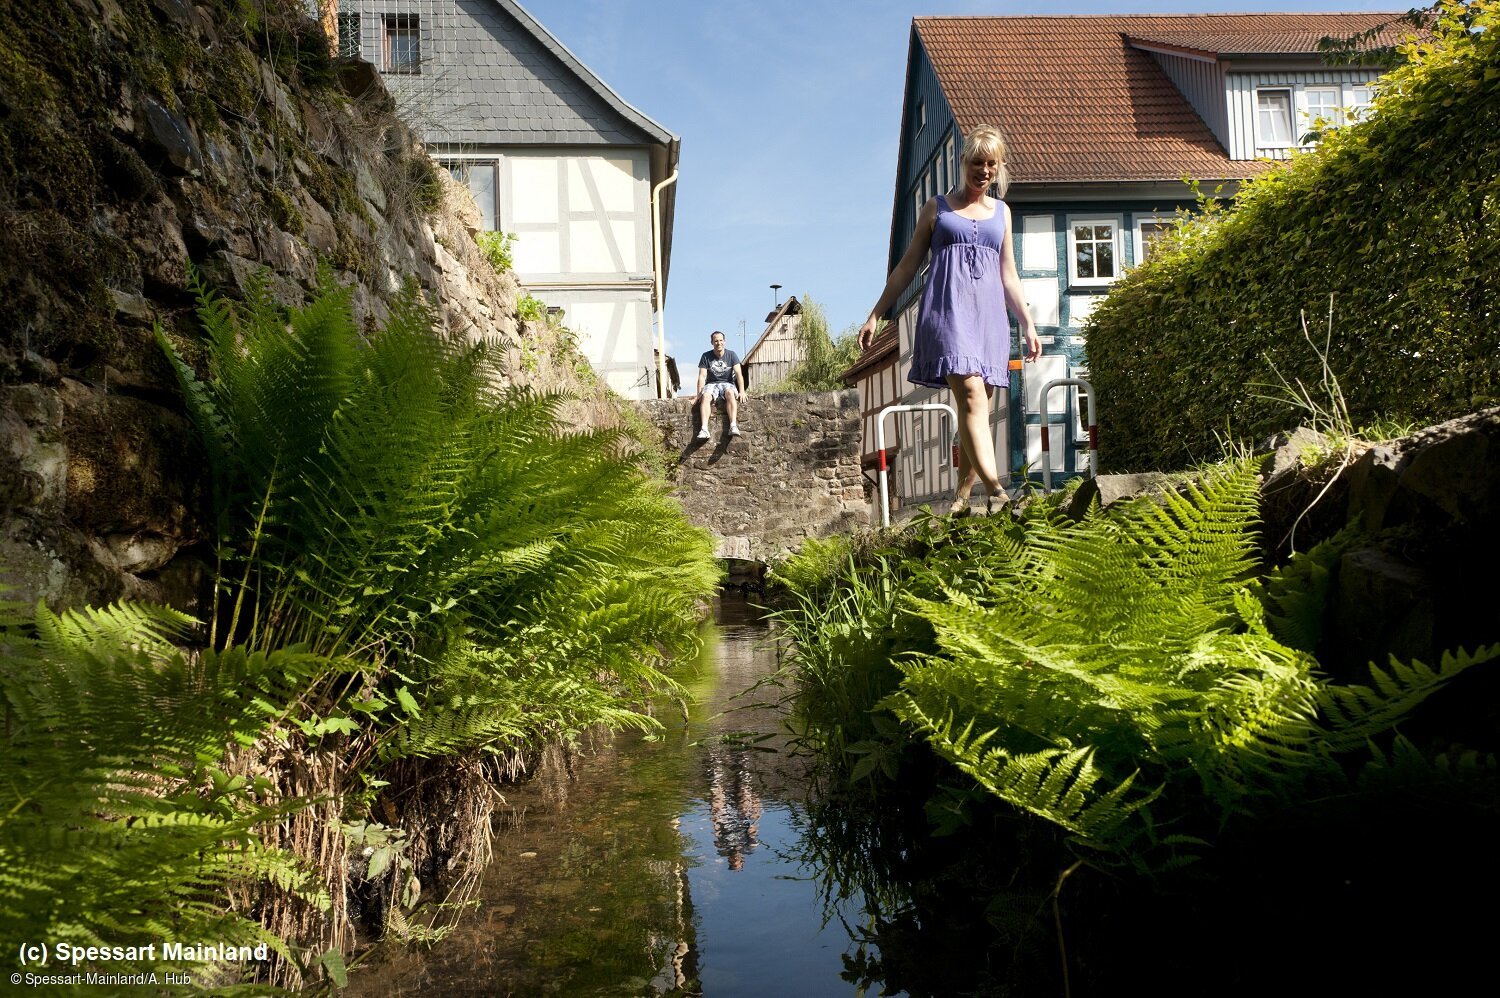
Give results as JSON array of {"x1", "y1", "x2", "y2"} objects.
[{"x1": 1023, "y1": 328, "x2": 1042, "y2": 362}]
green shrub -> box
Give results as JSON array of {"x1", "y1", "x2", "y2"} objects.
[
  {"x1": 780, "y1": 295, "x2": 862, "y2": 392},
  {"x1": 0, "y1": 595, "x2": 337, "y2": 983},
  {"x1": 158, "y1": 272, "x2": 718, "y2": 724},
  {"x1": 517, "y1": 293, "x2": 546, "y2": 322},
  {"x1": 476, "y1": 230, "x2": 516, "y2": 274},
  {"x1": 1086, "y1": 0, "x2": 1500, "y2": 470}
]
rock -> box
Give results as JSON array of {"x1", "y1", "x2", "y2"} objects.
[
  {"x1": 300, "y1": 192, "x2": 338, "y2": 254},
  {"x1": 149, "y1": 0, "x2": 195, "y2": 29},
  {"x1": 109, "y1": 290, "x2": 153, "y2": 321},
  {"x1": 1064, "y1": 472, "x2": 1170, "y2": 520},
  {"x1": 1344, "y1": 444, "x2": 1404, "y2": 532},
  {"x1": 1395, "y1": 409, "x2": 1499, "y2": 525},
  {"x1": 1259, "y1": 425, "x2": 1333, "y2": 486},
  {"x1": 1326, "y1": 547, "x2": 1435, "y2": 677},
  {"x1": 258, "y1": 60, "x2": 301, "y2": 129},
  {"x1": 337, "y1": 60, "x2": 390, "y2": 108},
  {"x1": 139, "y1": 97, "x2": 204, "y2": 175}
]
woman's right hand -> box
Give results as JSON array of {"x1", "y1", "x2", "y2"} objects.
[{"x1": 857, "y1": 317, "x2": 880, "y2": 350}]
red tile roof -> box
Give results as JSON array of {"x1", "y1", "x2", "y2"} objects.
[
  {"x1": 1126, "y1": 21, "x2": 1416, "y2": 58},
  {"x1": 841, "y1": 327, "x2": 899, "y2": 385},
  {"x1": 913, "y1": 12, "x2": 1410, "y2": 184}
]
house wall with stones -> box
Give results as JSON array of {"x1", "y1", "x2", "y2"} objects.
[{"x1": 636, "y1": 390, "x2": 870, "y2": 564}]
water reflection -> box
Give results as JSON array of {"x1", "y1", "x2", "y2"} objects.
[{"x1": 347, "y1": 593, "x2": 874, "y2": 997}]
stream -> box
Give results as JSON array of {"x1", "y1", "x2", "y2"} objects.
[{"x1": 349, "y1": 593, "x2": 887, "y2": 996}]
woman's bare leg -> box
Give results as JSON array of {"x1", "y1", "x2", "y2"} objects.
[{"x1": 945, "y1": 374, "x2": 1004, "y2": 500}]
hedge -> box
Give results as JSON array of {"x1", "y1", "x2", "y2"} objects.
[{"x1": 1085, "y1": 1, "x2": 1500, "y2": 471}]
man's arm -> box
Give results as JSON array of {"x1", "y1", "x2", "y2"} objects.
[
  {"x1": 733, "y1": 363, "x2": 746, "y2": 397},
  {"x1": 695, "y1": 364, "x2": 707, "y2": 398}
]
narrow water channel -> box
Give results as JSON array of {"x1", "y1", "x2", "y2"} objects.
[{"x1": 352, "y1": 593, "x2": 884, "y2": 996}]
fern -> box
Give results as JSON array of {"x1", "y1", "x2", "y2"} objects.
[
  {"x1": 782, "y1": 463, "x2": 1499, "y2": 865},
  {"x1": 0, "y1": 595, "x2": 337, "y2": 981},
  {"x1": 155, "y1": 275, "x2": 720, "y2": 949}
]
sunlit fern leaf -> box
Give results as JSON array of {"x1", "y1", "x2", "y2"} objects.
[
  {"x1": 0, "y1": 593, "x2": 336, "y2": 980},
  {"x1": 888, "y1": 694, "x2": 1152, "y2": 846}
]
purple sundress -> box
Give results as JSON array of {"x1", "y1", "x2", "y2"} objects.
[{"x1": 908, "y1": 195, "x2": 1011, "y2": 389}]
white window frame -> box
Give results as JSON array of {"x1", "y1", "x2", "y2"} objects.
[
  {"x1": 1349, "y1": 83, "x2": 1377, "y2": 122},
  {"x1": 1301, "y1": 85, "x2": 1343, "y2": 137},
  {"x1": 1256, "y1": 88, "x2": 1296, "y2": 149},
  {"x1": 1066, "y1": 216, "x2": 1122, "y2": 288},
  {"x1": 915, "y1": 99, "x2": 926, "y2": 137},
  {"x1": 1132, "y1": 215, "x2": 1174, "y2": 268}
]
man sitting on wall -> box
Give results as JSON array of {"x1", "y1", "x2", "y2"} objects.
[{"x1": 694, "y1": 330, "x2": 745, "y2": 439}]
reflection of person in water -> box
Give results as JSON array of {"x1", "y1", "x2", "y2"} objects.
[{"x1": 704, "y1": 744, "x2": 762, "y2": 871}]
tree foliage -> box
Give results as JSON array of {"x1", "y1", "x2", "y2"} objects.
[
  {"x1": 1086, "y1": 0, "x2": 1500, "y2": 470},
  {"x1": 778, "y1": 295, "x2": 862, "y2": 392}
]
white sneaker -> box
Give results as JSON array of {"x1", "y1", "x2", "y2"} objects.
[
  {"x1": 696, "y1": 427, "x2": 710, "y2": 440},
  {"x1": 729, "y1": 423, "x2": 741, "y2": 437}
]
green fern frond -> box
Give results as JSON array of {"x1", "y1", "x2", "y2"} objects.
[{"x1": 1316, "y1": 643, "x2": 1500, "y2": 751}]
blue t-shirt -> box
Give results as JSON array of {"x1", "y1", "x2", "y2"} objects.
[{"x1": 699, "y1": 349, "x2": 740, "y2": 385}]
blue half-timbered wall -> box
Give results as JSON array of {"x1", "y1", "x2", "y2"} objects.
[{"x1": 889, "y1": 34, "x2": 960, "y2": 313}]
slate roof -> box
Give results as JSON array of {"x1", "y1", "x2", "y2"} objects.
[
  {"x1": 487, "y1": 0, "x2": 676, "y2": 147},
  {"x1": 912, "y1": 12, "x2": 1409, "y2": 184}
]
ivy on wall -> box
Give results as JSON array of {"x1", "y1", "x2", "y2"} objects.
[{"x1": 1086, "y1": 0, "x2": 1500, "y2": 471}]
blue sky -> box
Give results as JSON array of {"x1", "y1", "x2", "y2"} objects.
[{"x1": 525, "y1": 1, "x2": 1406, "y2": 367}]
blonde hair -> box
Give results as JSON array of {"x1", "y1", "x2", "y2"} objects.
[{"x1": 960, "y1": 124, "x2": 1010, "y2": 197}]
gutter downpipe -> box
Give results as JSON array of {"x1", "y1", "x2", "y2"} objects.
[{"x1": 651, "y1": 167, "x2": 679, "y2": 399}]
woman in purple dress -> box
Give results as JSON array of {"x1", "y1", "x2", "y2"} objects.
[{"x1": 858, "y1": 124, "x2": 1041, "y2": 514}]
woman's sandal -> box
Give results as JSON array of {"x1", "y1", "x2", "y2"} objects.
[
  {"x1": 948, "y1": 495, "x2": 972, "y2": 517},
  {"x1": 984, "y1": 491, "x2": 1012, "y2": 515}
]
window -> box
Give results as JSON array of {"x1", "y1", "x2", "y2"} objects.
[
  {"x1": 1135, "y1": 218, "x2": 1174, "y2": 265},
  {"x1": 915, "y1": 99, "x2": 926, "y2": 136},
  {"x1": 441, "y1": 160, "x2": 498, "y2": 231},
  {"x1": 1068, "y1": 219, "x2": 1119, "y2": 286},
  {"x1": 1350, "y1": 84, "x2": 1377, "y2": 121},
  {"x1": 383, "y1": 14, "x2": 420, "y2": 74},
  {"x1": 336, "y1": 12, "x2": 360, "y2": 60},
  {"x1": 1256, "y1": 89, "x2": 1294, "y2": 147},
  {"x1": 1302, "y1": 86, "x2": 1341, "y2": 140}
]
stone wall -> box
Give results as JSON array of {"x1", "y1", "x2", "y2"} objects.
[
  {"x1": 0, "y1": 0, "x2": 608, "y2": 610},
  {"x1": 636, "y1": 390, "x2": 871, "y2": 564}
]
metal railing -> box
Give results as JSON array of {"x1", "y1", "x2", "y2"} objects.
[
  {"x1": 1036, "y1": 377, "x2": 1098, "y2": 494},
  {"x1": 875, "y1": 403, "x2": 959, "y2": 528}
]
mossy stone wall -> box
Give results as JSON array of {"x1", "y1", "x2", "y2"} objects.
[{"x1": 0, "y1": 0, "x2": 605, "y2": 609}]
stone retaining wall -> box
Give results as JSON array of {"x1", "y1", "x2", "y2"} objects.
[
  {"x1": 636, "y1": 390, "x2": 871, "y2": 564},
  {"x1": 0, "y1": 3, "x2": 605, "y2": 610}
]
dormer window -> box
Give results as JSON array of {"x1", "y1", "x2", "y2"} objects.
[{"x1": 1256, "y1": 89, "x2": 1295, "y2": 147}]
